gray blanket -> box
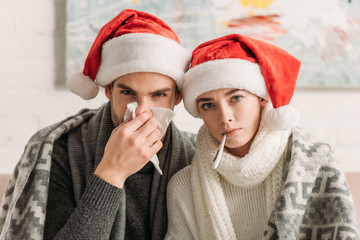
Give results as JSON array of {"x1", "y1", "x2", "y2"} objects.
[
  {"x1": 0, "y1": 103, "x2": 195, "y2": 239},
  {"x1": 263, "y1": 128, "x2": 360, "y2": 239},
  {"x1": 0, "y1": 107, "x2": 97, "y2": 239}
]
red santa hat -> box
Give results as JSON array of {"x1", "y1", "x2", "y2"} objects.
[
  {"x1": 181, "y1": 34, "x2": 301, "y2": 130},
  {"x1": 67, "y1": 9, "x2": 191, "y2": 100}
]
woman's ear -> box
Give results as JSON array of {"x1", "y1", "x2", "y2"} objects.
[{"x1": 260, "y1": 98, "x2": 268, "y2": 107}]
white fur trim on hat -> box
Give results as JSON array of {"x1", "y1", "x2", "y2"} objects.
[
  {"x1": 67, "y1": 72, "x2": 99, "y2": 100},
  {"x1": 264, "y1": 105, "x2": 300, "y2": 130},
  {"x1": 96, "y1": 33, "x2": 191, "y2": 87},
  {"x1": 182, "y1": 59, "x2": 270, "y2": 118}
]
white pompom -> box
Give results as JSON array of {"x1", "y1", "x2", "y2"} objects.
[
  {"x1": 265, "y1": 105, "x2": 300, "y2": 130},
  {"x1": 67, "y1": 72, "x2": 99, "y2": 100}
]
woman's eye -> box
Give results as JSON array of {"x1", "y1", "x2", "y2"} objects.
[
  {"x1": 201, "y1": 103, "x2": 214, "y2": 110},
  {"x1": 231, "y1": 95, "x2": 242, "y2": 102}
]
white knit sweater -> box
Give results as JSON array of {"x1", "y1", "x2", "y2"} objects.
[
  {"x1": 166, "y1": 114, "x2": 290, "y2": 240},
  {"x1": 221, "y1": 177, "x2": 267, "y2": 239}
]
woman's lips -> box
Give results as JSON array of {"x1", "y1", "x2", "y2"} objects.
[{"x1": 222, "y1": 128, "x2": 240, "y2": 138}]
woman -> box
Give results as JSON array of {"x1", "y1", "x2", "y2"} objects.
[{"x1": 165, "y1": 34, "x2": 359, "y2": 240}]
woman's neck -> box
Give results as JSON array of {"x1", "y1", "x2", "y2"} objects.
[{"x1": 225, "y1": 134, "x2": 256, "y2": 158}]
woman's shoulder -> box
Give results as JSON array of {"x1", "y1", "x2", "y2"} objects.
[
  {"x1": 291, "y1": 127, "x2": 328, "y2": 143},
  {"x1": 288, "y1": 127, "x2": 337, "y2": 174},
  {"x1": 168, "y1": 165, "x2": 192, "y2": 192},
  {"x1": 167, "y1": 165, "x2": 196, "y2": 201},
  {"x1": 290, "y1": 127, "x2": 333, "y2": 155}
]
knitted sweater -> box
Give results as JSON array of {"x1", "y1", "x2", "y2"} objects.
[
  {"x1": 166, "y1": 126, "x2": 360, "y2": 240},
  {"x1": 0, "y1": 102, "x2": 196, "y2": 240}
]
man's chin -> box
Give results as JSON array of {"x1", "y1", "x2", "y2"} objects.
[
  {"x1": 110, "y1": 109, "x2": 123, "y2": 128},
  {"x1": 112, "y1": 118, "x2": 122, "y2": 128}
]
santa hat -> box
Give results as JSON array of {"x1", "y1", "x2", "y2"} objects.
[
  {"x1": 181, "y1": 34, "x2": 301, "y2": 130},
  {"x1": 67, "y1": 9, "x2": 191, "y2": 100}
]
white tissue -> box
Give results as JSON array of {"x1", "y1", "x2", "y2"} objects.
[
  {"x1": 123, "y1": 102, "x2": 175, "y2": 175},
  {"x1": 124, "y1": 102, "x2": 137, "y2": 120}
]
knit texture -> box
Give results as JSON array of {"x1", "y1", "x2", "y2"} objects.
[
  {"x1": 189, "y1": 109, "x2": 290, "y2": 240},
  {"x1": 216, "y1": 105, "x2": 290, "y2": 188},
  {"x1": 0, "y1": 102, "x2": 196, "y2": 240},
  {"x1": 221, "y1": 136, "x2": 289, "y2": 238},
  {"x1": 221, "y1": 179, "x2": 267, "y2": 239},
  {"x1": 0, "y1": 108, "x2": 97, "y2": 240},
  {"x1": 166, "y1": 128, "x2": 360, "y2": 239}
]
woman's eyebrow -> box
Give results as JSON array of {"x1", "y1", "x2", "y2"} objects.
[
  {"x1": 196, "y1": 97, "x2": 213, "y2": 103},
  {"x1": 197, "y1": 89, "x2": 244, "y2": 103},
  {"x1": 225, "y1": 89, "x2": 241, "y2": 96}
]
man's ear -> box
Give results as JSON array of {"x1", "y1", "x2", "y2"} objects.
[
  {"x1": 174, "y1": 90, "x2": 183, "y2": 106},
  {"x1": 105, "y1": 84, "x2": 113, "y2": 100}
]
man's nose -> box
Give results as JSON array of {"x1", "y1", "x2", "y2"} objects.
[{"x1": 135, "y1": 98, "x2": 151, "y2": 116}]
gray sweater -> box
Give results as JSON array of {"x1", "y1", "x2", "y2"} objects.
[{"x1": 25, "y1": 102, "x2": 196, "y2": 240}]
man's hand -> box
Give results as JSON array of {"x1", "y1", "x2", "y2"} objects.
[{"x1": 95, "y1": 110, "x2": 162, "y2": 188}]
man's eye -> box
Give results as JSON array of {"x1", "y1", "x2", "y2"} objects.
[
  {"x1": 121, "y1": 90, "x2": 133, "y2": 95},
  {"x1": 154, "y1": 92, "x2": 166, "y2": 97},
  {"x1": 201, "y1": 103, "x2": 214, "y2": 110}
]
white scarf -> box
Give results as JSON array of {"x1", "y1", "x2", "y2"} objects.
[{"x1": 191, "y1": 107, "x2": 290, "y2": 240}]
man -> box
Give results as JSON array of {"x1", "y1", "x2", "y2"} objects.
[{"x1": 0, "y1": 9, "x2": 195, "y2": 240}]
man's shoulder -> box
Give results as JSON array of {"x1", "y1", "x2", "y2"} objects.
[
  {"x1": 171, "y1": 123, "x2": 196, "y2": 149},
  {"x1": 31, "y1": 107, "x2": 101, "y2": 142},
  {"x1": 170, "y1": 124, "x2": 196, "y2": 163},
  {"x1": 179, "y1": 130, "x2": 197, "y2": 145}
]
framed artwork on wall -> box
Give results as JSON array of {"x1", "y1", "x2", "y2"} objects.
[{"x1": 66, "y1": 0, "x2": 360, "y2": 88}]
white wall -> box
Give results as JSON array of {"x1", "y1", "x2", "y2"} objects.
[{"x1": 0, "y1": 0, "x2": 359, "y2": 173}]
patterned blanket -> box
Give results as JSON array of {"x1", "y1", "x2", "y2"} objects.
[
  {"x1": 263, "y1": 128, "x2": 360, "y2": 240},
  {"x1": 0, "y1": 108, "x2": 97, "y2": 240},
  {"x1": 166, "y1": 126, "x2": 360, "y2": 240},
  {"x1": 1, "y1": 108, "x2": 359, "y2": 239}
]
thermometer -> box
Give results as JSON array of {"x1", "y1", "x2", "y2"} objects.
[{"x1": 212, "y1": 134, "x2": 226, "y2": 169}]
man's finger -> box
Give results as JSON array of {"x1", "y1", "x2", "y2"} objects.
[
  {"x1": 145, "y1": 129, "x2": 161, "y2": 147},
  {"x1": 120, "y1": 111, "x2": 133, "y2": 126},
  {"x1": 120, "y1": 110, "x2": 152, "y2": 132},
  {"x1": 135, "y1": 117, "x2": 158, "y2": 139}
]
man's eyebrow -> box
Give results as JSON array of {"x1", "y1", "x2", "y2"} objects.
[
  {"x1": 116, "y1": 84, "x2": 172, "y2": 95},
  {"x1": 150, "y1": 87, "x2": 172, "y2": 95},
  {"x1": 116, "y1": 83, "x2": 136, "y2": 93}
]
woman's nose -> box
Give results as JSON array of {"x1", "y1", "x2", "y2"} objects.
[{"x1": 219, "y1": 105, "x2": 233, "y2": 125}]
